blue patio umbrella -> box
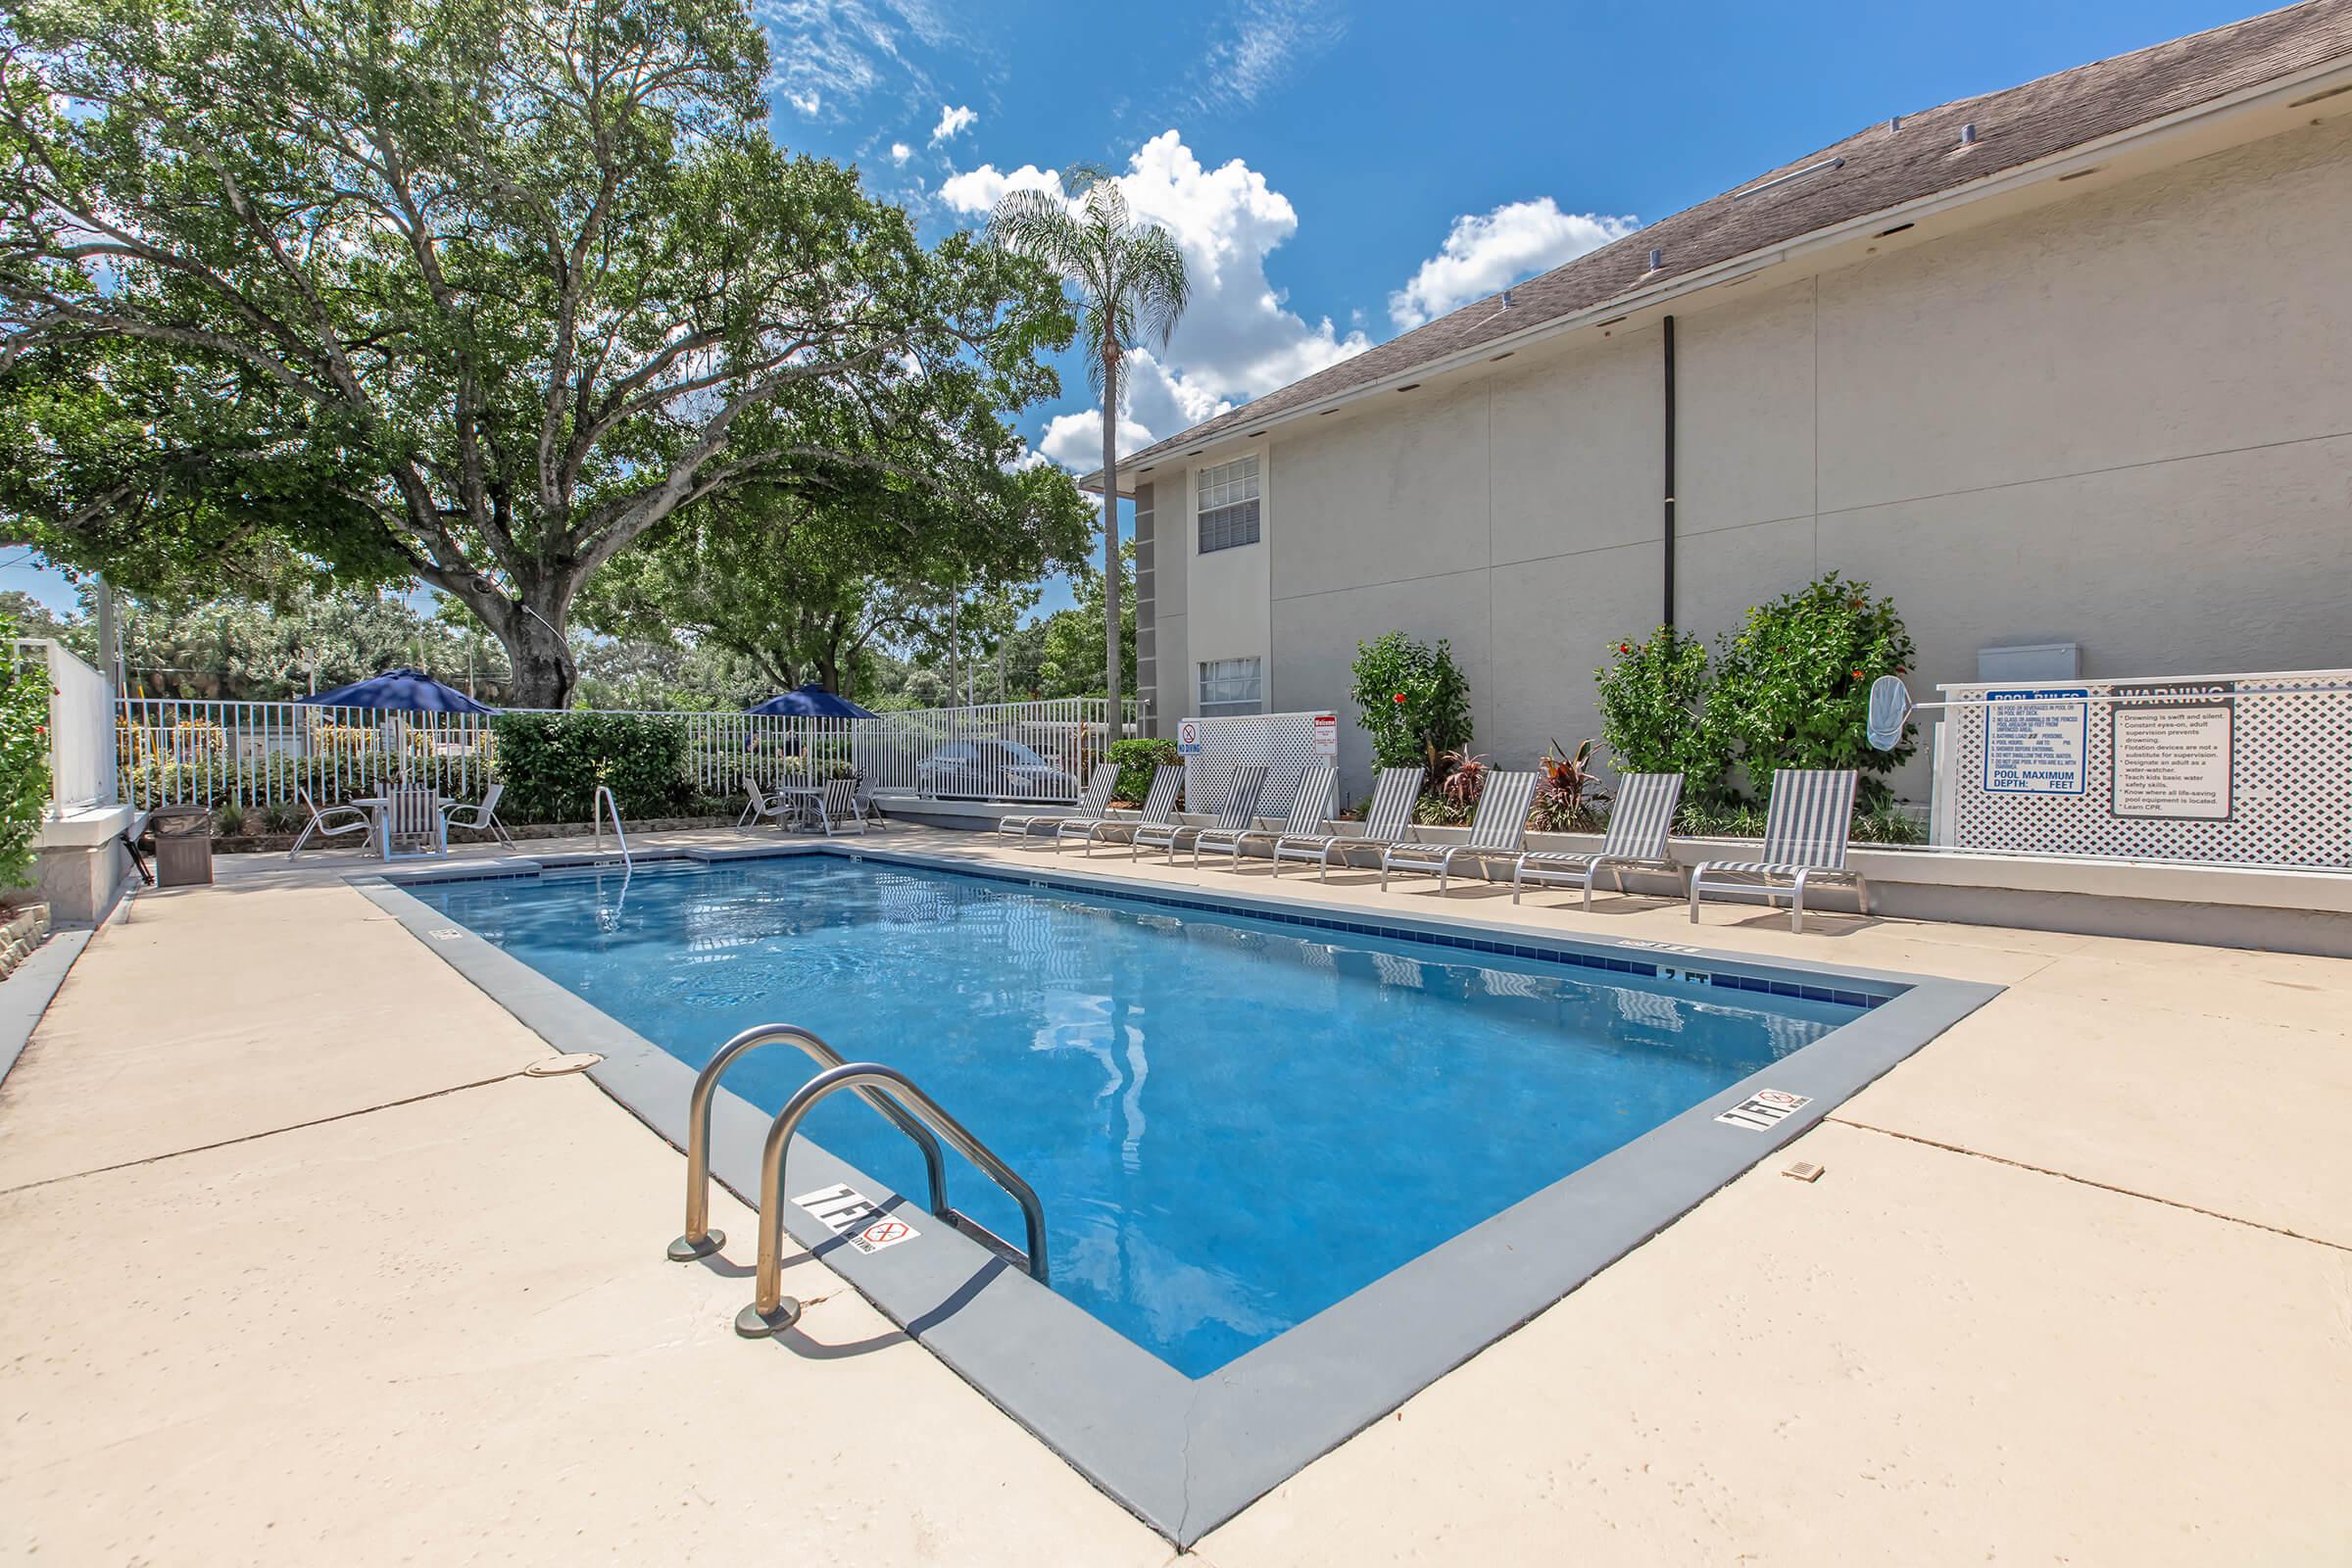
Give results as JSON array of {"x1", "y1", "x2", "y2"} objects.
[
  {"x1": 746, "y1": 684, "x2": 876, "y2": 719},
  {"x1": 296, "y1": 667, "x2": 499, "y2": 714}
]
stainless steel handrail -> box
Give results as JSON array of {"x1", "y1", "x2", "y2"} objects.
[
  {"x1": 666, "y1": 1024, "x2": 950, "y2": 1261},
  {"x1": 737, "y1": 1061, "x2": 1050, "y2": 1338},
  {"x1": 592, "y1": 783, "x2": 630, "y2": 864}
]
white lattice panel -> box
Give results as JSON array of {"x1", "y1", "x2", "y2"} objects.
[
  {"x1": 1183, "y1": 711, "x2": 1332, "y2": 816},
  {"x1": 1943, "y1": 669, "x2": 2352, "y2": 868}
]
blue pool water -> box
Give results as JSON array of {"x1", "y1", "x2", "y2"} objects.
[{"x1": 413, "y1": 856, "x2": 1863, "y2": 1376}]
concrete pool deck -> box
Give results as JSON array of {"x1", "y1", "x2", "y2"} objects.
[{"x1": 2, "y1": 825, "x2": 2347, "y2": 1562}]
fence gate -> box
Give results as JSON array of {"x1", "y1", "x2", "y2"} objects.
[{"x1": 1182, "y1": 711, "x2": 1335, "y2": 816}]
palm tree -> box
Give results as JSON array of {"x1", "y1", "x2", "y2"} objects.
[{"x1": 988, "y1": 167, "x2": 1189, "y2": 723}]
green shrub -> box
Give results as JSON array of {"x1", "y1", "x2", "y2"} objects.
[
  {"x1": 1707, "y1": 572, "x2": 1916, "y2": 809},
  {"x1": 213, "y1": 799, "x2": 246, "y2": 836},
  {"x1": 0, "y1": 653, "x2": 49, "y2": 887},
  {"x1": 1350, "y1": 632, "x2": 1473, "y2": 786},
  {"x1": 490, "y1": 711, "x2": 690, "y2": 824},
  {"x1": 1106, "y1": 737, "x2": 1178, "y2": 805},
  {"x1": 1595, "y1": 626, "x2": 1731, "y2": 806}
]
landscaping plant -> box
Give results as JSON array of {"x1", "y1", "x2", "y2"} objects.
[
  {"x1": 1350, "y1": 632, "x2": 1474, "y2": 791},
  {"x1": 1105, "y1": 737, "x2": 1178, "y2": 805},
  {"x1": 1594, "y1": 626, "x2": 1731, "y2": 806},
  {"x1": 1706, "y1": 572, "x2": 1916, "y2": 809},
  {"x1": 1531, "y1": 738, "x2": 1610, "y2": 834},
  {"x1": 490, "y1": 713, "x2": 690, "y2": 824},
  {"x1": 0, "y1": 648, "x2": 49, "y2": 886}
]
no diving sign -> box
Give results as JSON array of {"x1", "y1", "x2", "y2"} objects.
[
  {"x1": 794, "y1": 1183, "x2": 920, "y2": 1254},
  {"x1": 1714, "y1": 1088, "x2": 1812, "y2": 1132}
]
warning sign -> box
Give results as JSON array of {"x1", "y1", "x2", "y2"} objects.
[
  {"x1": 793, "y1": 1183, "x2": 921, "y2": 1254},
  {"x1": 1176, "y1": 716, "x2": 1202, "y2": 757},
  {"x1": 1714, "y1": 1088, "x2": 1813, "y2": 1132},
  {"x1": 1312, "y1": 712, "x2": 1338, "y2": 760}
]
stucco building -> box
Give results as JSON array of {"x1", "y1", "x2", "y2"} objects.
[{"x1": 1089, "y1": 1, "x2": 2352, "y2": 803}]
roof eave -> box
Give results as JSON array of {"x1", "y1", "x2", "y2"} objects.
[{"x1": 1078, "y1": 46, "x2": 2352, "y2": 496}]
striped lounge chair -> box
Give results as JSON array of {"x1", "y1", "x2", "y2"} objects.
[
  {"x1": 1133, "y1": 762, "x2": 1268, "y2": 861},
  {"x1": 1269, "y1": 765, "x2": 1421, "y2": 879},
  {"x1": 1058, "y1": 763, "x2": 1183, "y2": 855},
  {"x1": 1688, "y1": 768, "x2": 1869, "y2": 933},
  {"x1": 1192, "y1": 763, "x2": 1335, "y2": 869},
  {"x1": 1511, "y1": 770, "x2": 1686, "y2": 907},
  {"x1": 811, "y1": 776, "x2": 867, "y2": 837},
  {"x1": 997, "y1": 762, "x2": 1116, "y2": 841},
  {"x1": 1380, "y1": 770, "x2": 1540, "y2": 893}
]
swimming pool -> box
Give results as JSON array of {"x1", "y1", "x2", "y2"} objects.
[
  {"x1": 377, "y1": 843, "x2": 1996, "y2": 1543},
  {"x1": 413, "y1": 854, "x2": 1864, "y2": 1376}
]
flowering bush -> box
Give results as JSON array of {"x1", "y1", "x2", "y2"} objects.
[
  {"x1": 1594, "y1": 627, "x2": 1731, "y2": 805},
  {"x1": 1349, "y1": 631, "x2": 1473, "y2": 788},
  {"x1": 1707, "y1": 572, "x2": 1916, "y2": 809}
]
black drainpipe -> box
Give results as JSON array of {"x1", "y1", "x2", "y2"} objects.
[{"x1": 1661, "y1": 314, "x2": 1678, "y2": 629}]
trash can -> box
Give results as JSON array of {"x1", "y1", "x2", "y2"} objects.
[{"x1": 151, "y1": 806, "x2": 216, "y2": 889}]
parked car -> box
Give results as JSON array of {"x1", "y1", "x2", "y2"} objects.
[{"x1": 914, "y1": 738, "x2": 1078, "y2": 801}]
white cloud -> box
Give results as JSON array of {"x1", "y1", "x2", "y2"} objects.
[
  {"x1": 889, "y1": 141, "x2": 912, "y2": 166},
  {"x1": 758, "y1": 0, "x2": 967, "y2": 124},
  {"x1": 930, "y1": 103, "x2": 978, "y2": 143},
  {"x1": 1388, "y1": 198, "x2": 1641, "y2": 330},
  {"x1": 949, "y1": 131, "x2": 1370, "y2": 466},
  {"x1": 1182, "y1": 0, "x2": 1348, "y2": 117}
]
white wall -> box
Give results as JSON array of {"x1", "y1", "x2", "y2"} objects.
[{"x1": 1191, "y1": 110, "x2": 2352, "y2": 800}]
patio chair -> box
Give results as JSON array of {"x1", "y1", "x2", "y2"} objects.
[
  {"x1": 441, "y1": 782, "x2": 514, "y2": 848},
  {"x1": 1268, "y1": 765, "x2": 1422, "y2": 879},
  {"x1": 381, "y1": 787, "x2": 447, "y2": 859},
  {"x1": 738, "y1": 777, "x2": 793, "y2": 830},
  {"x1": 1688, "y1": 768, "x2": 1867, "y2": 933},
  {"x1": 997, "y1": 762, "x2": 1115, "y2": 840},
  {"x1": 850, "y1": 772, "x2": 889, "y2": 831},
  {"x1": 1133, "y1": 762, "x2": 1267, "y2": 862},
  {"x1": 1192, "y1": 763, "x2": 1335, "y2": 869},
  {"x1": 1056, "y1": 763, "x2": 1183, "y2": 855},
  {"x1": 1511, "y1": 770, "x2": 1686, "y2": 907},
  {"x1": 1380, "y1": 770, "x2": 1540, "y2": 893},
  {"x1": 810, "y1": 776, "x2": 866, "y2": 837},
  {"x1": 285, "y1": 788, "x2": 373, "y2": 861}
]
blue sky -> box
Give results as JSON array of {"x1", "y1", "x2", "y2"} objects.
[{"x1": 5, "y1": 0, "x2": 2265, "y2": 622}]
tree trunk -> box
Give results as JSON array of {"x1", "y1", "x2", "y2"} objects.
[
  {"x1": 505, "y1": 596, "x2": 576, "y2": 710},
  {"x1": 1101, "y1": 351, "x2": 1122, "y2": 725}
]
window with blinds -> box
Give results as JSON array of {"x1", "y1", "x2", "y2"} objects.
[
  {"x1": 1196, "y1": 456, "x2": 1260, "y2": 553},
  {"x1": 1198, "y1": 657, "x2": 1262, "y2": 716}
]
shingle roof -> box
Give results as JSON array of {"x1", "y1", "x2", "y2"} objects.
[{"x1": 1089, "y1": 0, "x2": 2352, "y2": 489}]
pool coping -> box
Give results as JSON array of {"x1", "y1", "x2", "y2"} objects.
[{"x1": 355, "y1": 841, "x2": 2000, "y2": 1546}]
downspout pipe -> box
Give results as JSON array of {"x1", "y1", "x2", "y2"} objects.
[{"x1": 1662, "y1": 315, "x2": 1678, "y2": 629}]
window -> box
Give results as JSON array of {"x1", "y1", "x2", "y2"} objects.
[
  {"x1": 1196, "y1": 456, "x2": 1260, "y2": 553},
  {"x1": 1198, "y1": 658, "x2": 1262, "y2": 716}
]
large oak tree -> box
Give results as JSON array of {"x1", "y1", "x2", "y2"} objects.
[{"x1": 0, "y1": 0, "x2": 1075, "y2": 705}]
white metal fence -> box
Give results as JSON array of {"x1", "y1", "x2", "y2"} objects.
[
  {"x1": 115, "y1": 695, "x2": 1144, "y2": 811},
  {"x1": 15, "y1": 640, "x2": 118, "y2": 818}
]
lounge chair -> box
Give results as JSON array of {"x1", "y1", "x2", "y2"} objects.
[
  {"x1": 285, "y1": 787, "x2": 372, "y2": 860},
  {"x1": 442, "y1": 782, "x2": 514, "y2": 848},
  {"x1": 380, "y1": 787, "x2": 447, "y2": 859},
  {"x1": 738, "y1": 778, "x2": 793, "y2": 830},
  {"x1": 1268, "y1": 765, "x2": 1421, "y2": 879},
  {"x1": 811, "y1": 776, "x2": 866, "y2": 836},
  {"x1": 1688, "y1": 768, "x2": 1867, "y2": 933},
  {"x1": 997, "y1": 763, "x2": 1115, "y2": 840},
  {"x1": 1380, "y1": 770, "x2": 1540, "y2": 892},
  {"x1": 1511, "y1": 770, "x2": 1685, "y2": 907},
  {"x1": 1192, "y1": 763, "x2": 1335, "y2": 868},
  {"x1": 1133, "y1": 762, "x2": 1268, "y2": 862},
  {"x1": 850, "y1": 772, "x2": 888, "y2": 831},
  {"x1": 1058, "y1": 763, "x2": 1183, "y2": 855}
]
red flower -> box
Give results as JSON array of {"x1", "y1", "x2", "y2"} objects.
[
  {"x1": 1392, "y1": 692, "x2": 1406, "y2": 705},
  {"x1": 1850, "y1": 668, "x2": 1865, "y2": 679},
  {"x1": 1617, "y1": 643, "x2": 1632, "y2": 655}
]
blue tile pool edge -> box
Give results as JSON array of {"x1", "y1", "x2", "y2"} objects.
[{"x1": 356, "y1": 844, "x2": 2001, "y2": 1546}]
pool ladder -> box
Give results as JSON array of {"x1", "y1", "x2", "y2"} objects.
[{"x1": 667, "y1": 1023, "x2": 1050, "y2": 1339}]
